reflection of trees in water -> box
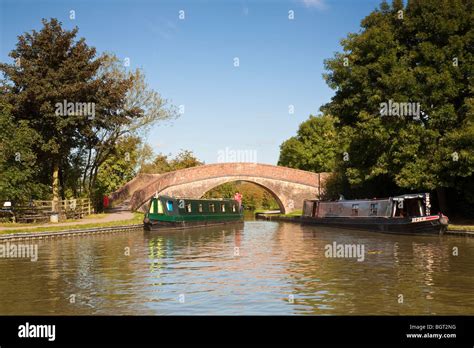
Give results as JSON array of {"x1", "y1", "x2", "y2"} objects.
[
  {"x1": 273, "y1": 223, "x2": 468, "y2": 315},
  {"x1": 0, "y1": 233, "x2": 147, "y2": 314},
  {"x1": 1, "y1": 223, "x2": 472, "y2": 315},
  {"x1": 68, "y1": 234, "x2": 145, "y2": 311},
  {"x1": 390, "y1": 239, "x2": 462, "y2": 314}
]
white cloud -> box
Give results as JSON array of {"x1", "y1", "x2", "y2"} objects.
[{"x1": 301, "y1": 0, "x2": 327, "y2": 10}]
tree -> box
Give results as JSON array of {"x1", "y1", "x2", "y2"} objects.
[
  {"x1": 0, "y1": 19, "x2": 177, "y2": 209},
  {"x1": 96, "y1": 136, "x2": 143, "y2": 195},
  {"x1": 0, "y1": 19, "x2": 105, "y2": 210},
  {"x1": 320, "y1": 0, "x2": 473, "y2": 215},
  {"x1": 205, "y1": 181, "x2": 279, "y2": 211},
  {"x1": 278, "y1": 114, "x2": 339, "y2": 172},
  {"x1": 79, "y1": 54, "x2": 177, "y2": 197},
  {"x1": 140, "y1": 149, "x2": 203, "y2": 174},
  {"x1": 0, "y1": 102, "x2": 48, "y2": 201},
  {"x1": 169, "y1": 150, "x2": 204, "y2": 170},
  {"x1": 203, "y1": 182, "x2": 237, "y2": 199}
]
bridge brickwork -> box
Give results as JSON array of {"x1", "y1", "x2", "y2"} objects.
[{"x1": 110, "y1": 163, "x2": 329, "y2": 214}]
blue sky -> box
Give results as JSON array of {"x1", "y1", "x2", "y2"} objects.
[{"x1": 0, "y1": 0, "x2": 382, "y2": 164}]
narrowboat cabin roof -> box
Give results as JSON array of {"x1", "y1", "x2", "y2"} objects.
[
  {"x1": 304, "y1": 193, "x2": 428, "y2": 203},
  {"x1": 151, "y1": 195, "x2": 237, "y2": 202},
  {"x1": 392, "y1": 193, "x2": 426, "y2": 200}
]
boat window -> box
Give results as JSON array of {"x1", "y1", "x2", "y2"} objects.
[
  {"x1": 393, "y1": 199, "x2": 406, "y2": 217},
  {"x1": 351, "y1": 204, "x2": 359, "y2": 216},
  {"x1": 310, "y1": 202, "x2": 317, "y2": 217},
  {"x1": 221, "y1": 204, "x2": 226, "y2": 213},
  {"x1": 149, "y1": 201, "x2": 156, "y2": 214},
  {"x1": 186, "y1": 203, "x2": 192, "y2": 213},
  {"x1": 406, "y1": 199, "x2": 423, "y2": 217},
  {"x1": 157, "y1": 200, "x2": 163, "y2": 214},
  {"x1": 418, "y1": 200, "x2": 424, "y2": 216},
  {"x1": 232, "y1": 204, "x2": 236, "y2": 212},
  {"x1": 210, "y1": 203, "x2": 215, "y2": 213},
  {"x1": 198, "y1": 204, "x2": 203, "y2": 213},
  {"x1": 166, "y1": 200, "x2": 174, "y2": 212},
  {"x1": 369, "y1": 203, "x2": 378, "y2": 216}
]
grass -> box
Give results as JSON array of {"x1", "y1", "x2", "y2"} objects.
[
  {"x1": 254, "y1": 209, "x2": 302, "y2": 218},
  {"x1": 447, "y1": 218, "x2": 474, "y2": 231},
  {"x1": 448, "y1": 224, "x2": 474, "y2": 231},
  {"x1": 0, "y1": 212, "x2": 144, "y2": 235},
  {"x1": 279, "y1": 210, "x2": 303, "y2": 217},
  {"x1": 0, "y1": 212, "x2": 107, "y2": 228},
  {"x1": 253, "y1": 208, "x2": 280, "y2": 213},
  {"x1": 83, "y1": 213, "x2": 107, "y2": 220}
]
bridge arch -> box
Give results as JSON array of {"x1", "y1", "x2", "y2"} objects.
[
  {"x1": 200, "y1": 179, "x2": 285, "y2": 211},
  {"x1": 111, "y1": 163, "x2": 328, "y2": 214}
]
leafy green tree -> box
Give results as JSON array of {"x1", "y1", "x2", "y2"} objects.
[
  {"x1": 320, "y1": 0, "x2": 473, "y2": 215},
  {"x1": 0, "y1": 102, "x2": 49, "y2": 201},
  {"x1": 278, "y1": 114, "x2": 339, "y2": 172},
  {"x1": 140, "y1": 154, "x2": 172, "y2": 174},
  {"x1": 80, "y1": 54, "x2": 176, "y2": 196},
  {"x1": 0, "y1": 19, "x2": 106, "y2": 210},
  {"x1": 96, "y1": 136, "x2": 143, "y2": 194},
  {"x1": 140, "y1": 149, "x2": 203, "y2": 174},
  {"x1": 169, "y1": 150, "x2": 204, "y2": 170},
  {"x1": 205, "y1": 181, "x2": 279, "y2": 210},
  {"x1": 0, "y1": 19, "x2": 176, "y2": 210}
]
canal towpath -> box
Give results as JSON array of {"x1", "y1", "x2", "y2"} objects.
[{"x1": 0, "y1": 201, "x2": 133, "y2": 232}]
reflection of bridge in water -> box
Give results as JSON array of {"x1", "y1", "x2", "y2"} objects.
[{"x1": 110, "y1": 163, "x2": 329, "y2": 214}]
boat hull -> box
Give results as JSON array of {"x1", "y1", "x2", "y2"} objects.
[
  {"x1": 301, "y1": 216, "x2": 447, "y2": 235},
  {"x1": 144, "y1": 218, "x2": 243, "y2": 231}
]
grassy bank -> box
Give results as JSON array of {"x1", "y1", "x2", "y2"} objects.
[
  {"x1": 280, "y1": 210, "x2": 303, "y2": 217},
  {"x1": 254, "y1": 209, "x2": 302, "y2": 218},
  {"x1": 0, "y1": 213, "x2": 107, "y2": 228},
  {"x1": 0, "y1": 213, "x2": 144, "y2": 234},
  {"x1": 448, "y1": 224, "x2": 474, "y2": 231}
]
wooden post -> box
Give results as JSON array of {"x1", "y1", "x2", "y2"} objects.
[
  {"x1": 52, "y1": 162, "x2": 60, "y2": 213},
  {"x1": 88, "y1": 199, "x2": 91, "y2": 215},
  {"x1": 317, "y1": 172, "x2": 321, "y2": 199}
]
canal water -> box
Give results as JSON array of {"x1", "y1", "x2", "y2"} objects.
[{"x1": 0, "y1": 221, "x2": 473, "y2": 315}]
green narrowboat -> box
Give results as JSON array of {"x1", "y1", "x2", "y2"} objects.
[{"x1": 143, "y1": 195, "x2": 243, "y2": 231}]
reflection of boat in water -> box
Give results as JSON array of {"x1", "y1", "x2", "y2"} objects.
[
  {"x1": 143, "y1": 195, "x2": 243, "y2": 231},
  {"x1": 302, "y1": 193, "x2": 448, "y2": 234}
]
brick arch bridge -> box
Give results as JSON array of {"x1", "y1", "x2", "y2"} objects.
[{"x1": 110, "y1": 163, "x2": 328, "y2": 214}]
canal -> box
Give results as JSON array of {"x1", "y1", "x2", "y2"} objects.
[{"x1": 0, "y1": 220, "x2": 473, "y2": 315}]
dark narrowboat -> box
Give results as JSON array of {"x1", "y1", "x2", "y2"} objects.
[
  {"x1": 143, "y1": 195, "x2": 243, "y2": 231},
  {"x1": 301, "y1": 193, "x2": 449, "y2": 234}
]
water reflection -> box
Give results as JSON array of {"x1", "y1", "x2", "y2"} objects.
[{"x1": 0, "y1": 222, "x2": 472, "y2": 315}]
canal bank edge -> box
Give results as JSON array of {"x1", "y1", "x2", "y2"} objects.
[
  {"x1": 0, "y1": 224, "x2": 144, "y2": 242},
  {"x1": 255, "y1": 214, "x2": 474, "y2": 237},
  {"x1": 2, "y1": 216, "x2": 473, "y2": 241}
]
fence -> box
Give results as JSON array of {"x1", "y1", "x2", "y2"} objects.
[{"x1": 1, "y1": 198, "x2": 92, "y2": 223}]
